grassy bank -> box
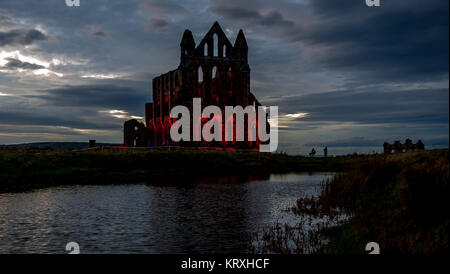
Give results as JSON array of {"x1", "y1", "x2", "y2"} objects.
[
  {"x1": 254, "y1": 149, "x2": 449, "y2": 254},
  {"x1": 0, "y1": 147, "x2": 357, "y2": 193}
]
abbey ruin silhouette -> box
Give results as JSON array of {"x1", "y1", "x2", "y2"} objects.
[
  {"x1": 124, "y1": 22, "x2": 266, "y2": 149},
  {"x1": 383, "y1": 139, "x2": 425, "y2": 154}
]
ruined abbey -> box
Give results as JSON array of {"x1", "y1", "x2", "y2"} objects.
[
  {"x1": 124, "y1": 22, "x2": 265, "y2": 149},
  {"x1": 383, "y1": 139, "x2": 425, "y2": 154}
]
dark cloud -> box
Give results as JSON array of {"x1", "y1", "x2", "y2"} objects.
[
  {"x1": 259, "y1": 10, "x2": 294, "y2": 27},
  {"x1": 139, "y1": 0, "x2": 189, "y2": 32},
  {"x1": 0, "y1": 29, "x2": 47, "y2": 47},
  {"x1": 297, "y1": 1, "x2": 449, "y2": 82},
  {"x1": 140, "y1": 0, "x2": 189, "y2": 15},
  {"x1": 91, "y1": 31, "x2": 108, "y2": 38},
  {"x1": 0, "y1": 109, "x2": 120, "y2": 130},
  {"x1": 211, "y1": 5, "x2": 260, "y2": 21},
  {"x1": 29, "y1": 84, "x2": 149, "y2": 113},
  {"x1": 309, "y1": 0, "x2": 365, "y2": 17},
  {"x1": 148, "y1": 18, "x2": 170, "y2": 32},
  {"x1": 210, "y1": 4, "x2": 295, "y2": 29},
  {"x1": 88, "y1": 24, "x2": 108, "y2": 38},
  {"x1": 211, "y1": 0, "x2": 448, "y2": 84},
  {"x1": 277, "y1": 87, "x2": 449, "y2": 125},
  {"x1": 1, "y1": 57, "x2": 45, "y2": 70},
  {"x1": 0, "y1": 14, "x2": 15, "y2": 28}
]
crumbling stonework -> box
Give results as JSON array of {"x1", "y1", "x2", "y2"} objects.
[
  {"x1": 123, "y1": 119, "x2": 147, "y2": 147},
  {"x1": 383, "y1": 139, "x2": 425, "y2": 154},
  {"x1": 124, "y1": 22, "x2": 265, "y2": 149}
]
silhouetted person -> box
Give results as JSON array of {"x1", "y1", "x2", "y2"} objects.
[
  {"x1": 323, "y1": 146, "x2": 328, "y2": 158},
  {"x1": 309, "y1": 148, "x2": 316, "y2": 157}
]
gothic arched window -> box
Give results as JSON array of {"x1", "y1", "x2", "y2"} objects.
[
  {"x1": 213, "y1": 33, "x2": 219, "y2": 57},
  {"x1": 212, "y1": 66, "x2": 217, "y2": 79},
  {"x1": 198, "y1": 66, "x2": 203, "y2": 83}
]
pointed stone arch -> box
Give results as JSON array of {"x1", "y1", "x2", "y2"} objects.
[
  {"x1": 213, "y1": 33, "x2": 219, "y2": 57},
  {"x1": 212, "y1": 66, "x2": 217, "y2": 79},
  {"x1": 222, "y1": 44, "x2": 227, "y2": 58},
  {"x1": 198, "y1": 66, "x2": 203, "y2": 83},
  {"x1": 195, "y1": 22, "x2": 233, "y2": 59}
]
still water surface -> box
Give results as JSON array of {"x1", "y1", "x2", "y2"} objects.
[{"x1": 0, "y1": 173, "x2": 331, "y2": 253}]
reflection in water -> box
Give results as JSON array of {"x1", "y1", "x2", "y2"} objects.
[{"x1": 0, "y1": 173, "x2": 331, "y2": 253}]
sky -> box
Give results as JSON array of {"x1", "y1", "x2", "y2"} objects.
[{"x1": 0, "y1": 0, "x2": 448, "y2": 155}]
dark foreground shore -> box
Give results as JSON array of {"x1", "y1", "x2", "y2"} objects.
[
  {"x1": 0, "y1": 147, "x2": 358, "y2": 193},
  {"x1": 253, "y1": 149, "x2": 449, "y2": 254},
  {"x1": 0, "y1": 147, "x2": 448, "y2": 254}
]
